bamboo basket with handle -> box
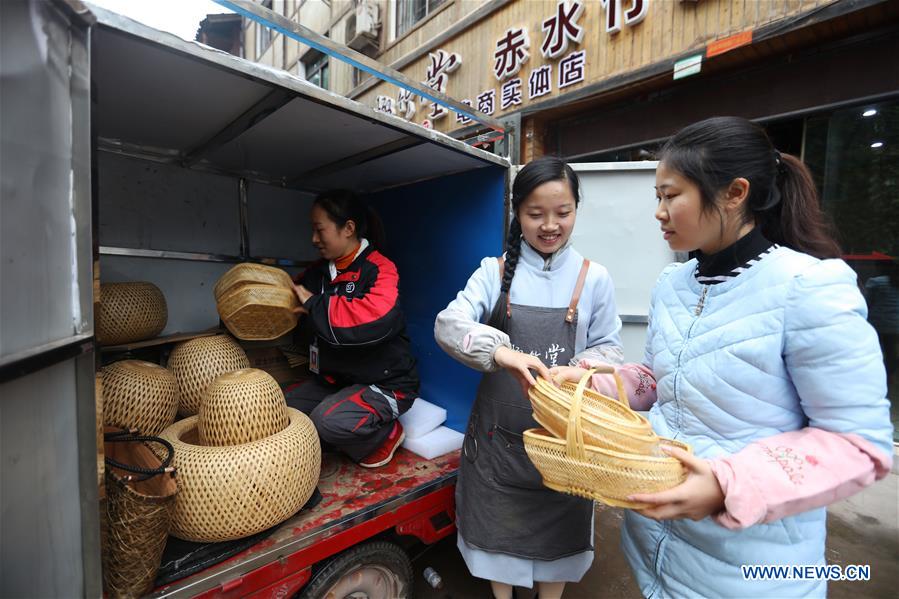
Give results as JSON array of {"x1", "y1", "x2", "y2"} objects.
[
  {"x1": 529, "y1": 365, "x2": 659, "y2": 455},
  {"x1": 524, "y1": 369, "x2": 690, "y2": 509}
]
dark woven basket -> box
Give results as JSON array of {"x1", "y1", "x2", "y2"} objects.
[{"x1": 102, "y1": 428, "x2": 179, "y2": 598}]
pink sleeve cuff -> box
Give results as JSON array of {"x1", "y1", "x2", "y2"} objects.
[
  {"x1": 576, "y1": 360, "x2": 658, "y2": 411},
  {"x1": 709, "y1": 429, "x2": 892, "y2": 530}
]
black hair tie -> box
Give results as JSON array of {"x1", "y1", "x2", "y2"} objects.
[{"x1": 773, "y1": 149, "x2": 787, "y2": 175}]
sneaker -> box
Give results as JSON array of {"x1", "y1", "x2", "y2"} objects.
[{"x1": 359, "y1": 421, "x2": 405, "y2": 468}]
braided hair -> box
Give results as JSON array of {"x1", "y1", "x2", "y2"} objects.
[{"x1": 488, "y1": 156, "x2": 581, "y2": 330}]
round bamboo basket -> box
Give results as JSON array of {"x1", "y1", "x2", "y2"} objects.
[
  {"x1": 159, "y1": 408, "x2": 320, "y2": 542},
  {"x1": 217, "y1": 285, "x2": 299, "y2": 341},
  {"x1": 198, "y1": 368, "x2": 289, "y2": 446},
  {"x1": 214, "y1": 263, "x2": 294, "y2": 302},
  {"x1": 167, "y1": 335, "x2": 250, "y2": 417},
  {"x1": 101, "y1": 360, "x2": 180, "y2": 436},
  {"x1": 97, "y1": 282, "x2": 168, "y2": 346},
  {"x1": 530, "y1": 370, "x2": 659, "y2": 455},
  {"x1": 524, "y1": 370, "x2": 690, "y2": 509}
]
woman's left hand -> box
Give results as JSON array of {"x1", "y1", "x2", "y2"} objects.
[
  {"x1": 629, "y1": 446, "x2": 726, "y2": 521},
  {"x1": 292, "y1": 283, "x2": 313, "y2": 304},
  {"x1": 548, "y1": 365, "x2": 590, "y2": 387}
]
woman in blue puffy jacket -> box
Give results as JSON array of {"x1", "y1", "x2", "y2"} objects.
[{"x1": 554, "y1": 116, "x2": 893, "y2": 597}]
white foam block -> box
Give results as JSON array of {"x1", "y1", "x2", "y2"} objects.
[
  {"x1": 402, "y1": 426, "x2": 464, "y2": 460},
  {"x1": 399, "y1": 398, "x2": 447, "y2": 439}
]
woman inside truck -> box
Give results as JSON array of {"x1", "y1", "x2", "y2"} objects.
[
  {"x1": 286, "y1": 190, "x2": 419, "y2": 468},
  {"x1": 552, "y1": 116, "x2": 893, "y2": 597},
  {"x1": 434, "y1": 156, "x2": 624, "y2": 599}
]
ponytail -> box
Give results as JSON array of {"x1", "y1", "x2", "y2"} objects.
[
  {"x1": 757, "y1": 153, "x2": 841, "y2": 259},
  {"x1": 364, "y1": 205, "x2": 388, "y2": 254},
  {"x1": 313, "y1": 189, "x2": 389, "y2": 254},
  {"x1": 661, "y1": 116, "x2": 841, "y2": 260}
]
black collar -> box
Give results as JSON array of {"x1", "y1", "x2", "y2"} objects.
[{"x1": 696, "y1": 228, "x2": 773, "y2": 278}]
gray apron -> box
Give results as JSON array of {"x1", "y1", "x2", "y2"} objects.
[{"x1": 456, "y1": 258, "x2": 594, "y2": 560}]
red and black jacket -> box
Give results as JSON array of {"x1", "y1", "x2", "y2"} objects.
[{"x1": 298, "y1": 245, "x2": 419, "y2": 394}]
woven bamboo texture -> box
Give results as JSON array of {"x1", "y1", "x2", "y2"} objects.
[
  {"x1": 217, "y1": 285, "x2": 299, "y2": 341},
  {"x1": 97, "y1": 282, "x2": 168, "y2": 346},
  {"x1": 102, "y1": 433, "x2": 178, "y2": 598},
  {"x1": 530, "y1": 375, "x2": 659, "y2": 455},
  {"x1": 198, "y1": 368, "x2": 289, "y2": 446},
  {"x1": 214, "y1": 263, "x2": 294, "y2": 302},
  {"x1": 167, "y1": 335, "x2": 250, "y2": 416},
  {"x1": 101, "y1": 360, "x2": 180, "y2": 436},
  {"x1": 524, "y1": 369, "x2": 690, "y2": 509},
  {"x1": 159, "y1": 408, "x2": 320, "y2": 542}
]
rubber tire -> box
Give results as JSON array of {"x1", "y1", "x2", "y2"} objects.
[{"x1": 297, "y1": 540, "x2": 413, "y2": 599}]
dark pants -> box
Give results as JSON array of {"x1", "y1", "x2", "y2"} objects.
[{"x1": 284, "y1": 378, "x2": 413, "y2": 462}]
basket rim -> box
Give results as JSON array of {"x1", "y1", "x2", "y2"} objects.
[
  {"x1": 523, "y1": 427, "x2": 690, "y2": 465},
  {"x1": 213, "y1": 263, "x2": 292, "y2": 300},
  {"x1": 165, "y1": 407, "x2": 308, "y2": 451},
  {"x1": 530, "y1": 386, "x2": 656, "y2": 444}
]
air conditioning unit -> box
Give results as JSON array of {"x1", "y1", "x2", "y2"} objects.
[{"x1": 346, "y1": 0, "x2": 380, "y2": 55}]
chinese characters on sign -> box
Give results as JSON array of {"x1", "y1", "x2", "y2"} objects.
[
  {"x1": 541, "y1": 1, "x2": 585, "y2": 59},
  {"x1": 423, "y1": 49, "x2": 461, "y2": 119},
  {"x1": 493, "y1": 27, "x2": 531, "y2": 80},
  {"x1": 501, "y1": 78, "x2": 523, "y2": 110},
  {"x1": 396, "y1": 89, "x2": 416, "y2": 120},
  {"x1": 477, "y1": 89, "x2": 496, "y2": 116},
  {"x1": 558, "y1": 50, "x2": 586, "y2": 88},
  {"x1": 374, "y1": 0, "x2": 650, "y2": 125},
  {"x1": 600, "y1": 0, "x2": 648, "y2": 34},
  {"x1": 528, "y1": 64, "x2": 553, "y2": 99}
]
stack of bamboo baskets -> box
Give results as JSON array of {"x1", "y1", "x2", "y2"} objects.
[
  {"x1": 214, "y1": 263, "x2": 299, "y2": 341},
  {"x1": 524, "y1": 366, "x2": 690, "y2": 508}
]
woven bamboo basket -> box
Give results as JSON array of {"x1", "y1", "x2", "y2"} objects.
[
  {"x1": 102, "y1": 428, "x2": 178, "y2": 598},
  {"x1": 198, "y1": 368, "x2": 289, "y2": 446},
  {"x1": 97, "y1": 282, "x2": 168, "y2": 346},
  {"x1": 529, "y1": 368, "x2": 659, "y2": 455},
  {"x1": 167, "y1": 335, "x2": 250, "y2": 416},
  {"x1": 101, "y1": 360, "x2": 180, "y2": 436},
  {"x1": 213, "y1": 263, "x2": 294, "y2": 302},
  {"x1": 159, "y1": 408, "x2": 320, "y2": 542},
  {"x1": 217, "y1": 285, "x2": 299, "y2": 341},
  {"x1": 524, "y1": 370, "x2": 690, "y2": 509}
]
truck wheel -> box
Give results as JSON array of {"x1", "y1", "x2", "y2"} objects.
[{"x1": 298, "y1": 541, "x2": 413, "y2": 599}]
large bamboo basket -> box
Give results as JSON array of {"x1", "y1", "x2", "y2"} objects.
[
  {"x1": 198, "y1": 368, "x2": 289, "y2": 446},
  {"x1": 97, "y1": 282, "x2": 168, "y2": 346},
  {"x1": 217, "y1": 285, "x2": 299, "y2": 341},
  {"x1": 213, "y1": 263, "x2": 294, "y2": 303},
  {"x1": 524, "y1": 369, "x2": 689, "y2": 509},
  {"x1": 159, "y1": 408, "x2": 320, "y2": 542},
  {"x1": 529, "y1": 371, "x2": 658, "y2": 455},
  {"x1": 101, "y1": 360, "x2": 180, "y2": 436},
  {"x1": 167, "y1": 335, "x2": 250, "y2": 416}
]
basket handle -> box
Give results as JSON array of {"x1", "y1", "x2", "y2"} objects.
[
  {"x1": 565, "y1": 369, "x2": 595, "y2": 462},
  {"x1": 104, "y1": 429, "x2": 176, "y2": 482},
  {"x1": 585, "y1": 363, "x2": 628, "y2": 405}
]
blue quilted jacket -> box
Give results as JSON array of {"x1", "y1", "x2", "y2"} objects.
[{"x1": 622, "y1": 246, "x2": 893, "y2": 598}]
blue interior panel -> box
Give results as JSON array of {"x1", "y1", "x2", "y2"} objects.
[{"x1": 368, "y1": 166, "x2": 507, "y2": 431}]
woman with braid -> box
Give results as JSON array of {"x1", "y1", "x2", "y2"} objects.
[{"x1": 434, "y1": 156, "x2": 623, "y2": 599}]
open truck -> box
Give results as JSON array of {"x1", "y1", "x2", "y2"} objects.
[{"x1": 0, "y1": 1, "x2": 672, "y2": 597}]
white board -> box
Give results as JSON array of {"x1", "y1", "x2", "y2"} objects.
[{"x1": 571, "y1": 162, "x2": 676, "y2": 362}]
